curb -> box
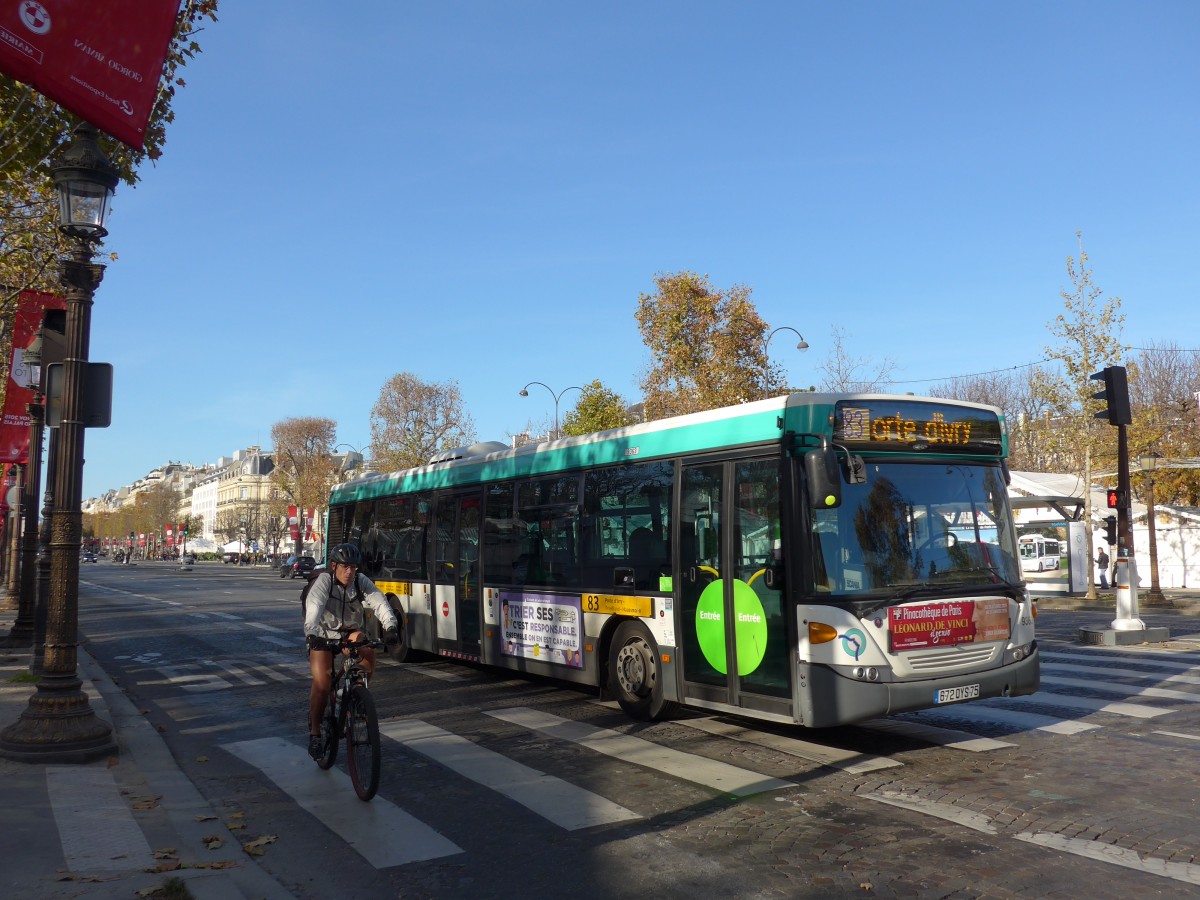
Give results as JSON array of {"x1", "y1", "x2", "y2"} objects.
[{"x1": 77, "y1": 645, "x2": 295, "y2": 900}]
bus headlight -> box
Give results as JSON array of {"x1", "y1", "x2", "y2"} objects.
[{"x1": 852, "y1": 666, "x2": 880, "y2": 681}]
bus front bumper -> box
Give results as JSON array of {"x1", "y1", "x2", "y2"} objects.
[{"x1": 800, "y1": 645, "x2": 1040, "y2": 728}]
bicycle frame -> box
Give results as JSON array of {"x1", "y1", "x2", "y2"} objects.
[{"x1": 313, "y1": 635, "x2": 384, "y2": 801}]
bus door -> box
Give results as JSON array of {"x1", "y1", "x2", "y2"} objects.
[
  {"x1": 433, "y1": 491, "x2": 482, "y2": 657},
  {"x1": 678, "y1": 459, "x2": 791, "y2": 716}
]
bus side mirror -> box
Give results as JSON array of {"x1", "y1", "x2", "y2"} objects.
[{"x1": 805, "y1": 447, "x2": 843, "y2": 509}]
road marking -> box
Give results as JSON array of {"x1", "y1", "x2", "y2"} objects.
[
  {"x1": 380, "y1": 719, "x2": 640, "y2": 829},
  {"x1": 679, "y1": 716, "x2": 902, "y2": 773},
  {"x1": 1045, "y1": 659, "x2": 1200, "y2": 687},
  {"x1": 487, "y1": 707, "x2": 794, "y2": 797},
  {"x1": 863, "y1": 790, "x2": 997, "y2": 834},
  {"x1": 1015, "y1": 832, "x2": 1200, "y2": 886},
  {"x1": 247, "y1": 621, "x2": 286, "y2": 634},
  {"x1": 223, "y1": 736, "x2": 462, "y2": 867},
  {"x1": 46, "y1": 766, "x2": 157, "y2": 871},
  {"x1": 257, "y1": 635, "x2": 294, "y2": 648},
  {"x1": 1152, "y1": 730, "x2": 1200, "y2": 741},
  {"x1": 859, "y1": 718, "x2": 1016, "y2": 751},
  {"x1": 911, "y1": 703, "x2": 1099, "y2": 735},
  {"x1": 399, "y1": 664, "x2": 466, "y2": 682},
  {"x1": 1006, "y1": 691, "x2": 1170, "y2": 719},
  {"x1": 1040, "y1": 674, "x2": 1200, "y2": 703}
]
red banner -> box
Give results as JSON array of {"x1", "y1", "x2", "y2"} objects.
[
  {"x1": 888, "y1": 599, "x2": 1010, "y2": 652},
  {"x1": 0, "y1": 289, "x2": 66, "y2": 463},
  {"x1": 0, "y1": 1, "x2": 178, "y2": 149}
]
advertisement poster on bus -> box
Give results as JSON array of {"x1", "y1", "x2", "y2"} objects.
[
  {"x1": 888, "y1": 598, "x2": 1010, "y2": 651},
  {"x1": 500, "y1": 592, "x2": 583, "y2": 668}
]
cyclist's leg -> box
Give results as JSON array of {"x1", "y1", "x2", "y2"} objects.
[
  {"x1": 308, "y1": 648, "x2": 333, "y2": 735},
  {"x1": 348, "y1": 630, "x2": 377, "y2": 677}
]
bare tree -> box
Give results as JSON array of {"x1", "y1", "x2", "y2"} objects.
[{"x1": 816, "y1": 326, "x2": 896, "y2": 393}]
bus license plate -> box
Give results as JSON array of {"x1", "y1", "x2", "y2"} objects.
[{"x1": 935, "y1": 683, "x2": 980, "y2": 704}]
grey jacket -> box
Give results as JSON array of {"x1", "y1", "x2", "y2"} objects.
[{"x1": 303, "y1": 571, "x2": 397, "y2": 640}]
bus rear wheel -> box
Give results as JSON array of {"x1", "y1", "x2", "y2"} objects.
[{"x1": 609, "y1": 620, "x2": 677, "y2": 722}]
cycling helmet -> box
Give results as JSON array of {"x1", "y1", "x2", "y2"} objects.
[{"x1": 329, "y1": 543, "x2": 362, "y2": 566}]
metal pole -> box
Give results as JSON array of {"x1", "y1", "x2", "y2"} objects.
[
  {"x1": 5, "y1": 396, "x2": 45, "y2": 644},
  {"x1": 32, "y1": 423, "x2": 57, "y2": 678},
  {"x1": 0, "y1": 241, "x2": 115, "y2": 762},
  {"x1": 2, "y1": 462, "x2": 25, "y2": 610}
]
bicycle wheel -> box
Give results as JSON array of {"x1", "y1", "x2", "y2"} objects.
[
  {"x1": 345, "y1": 684, "x2": 381, "y2": 800},
  {"x1": 316, "y1": 690, "x2": 339, "y2": 770}
]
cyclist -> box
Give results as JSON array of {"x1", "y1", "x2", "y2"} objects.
[{"x1": 304, "y1": 542, "x2": 398, "y2": 759}]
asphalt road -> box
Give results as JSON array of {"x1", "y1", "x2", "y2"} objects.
[{"x1": 73, "y1": 561, "x2": 1200, "y2": 899}]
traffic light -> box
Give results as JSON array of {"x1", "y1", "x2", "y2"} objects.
[
  {"x1": 1103, "y1": 515, "x2": 1117, "y2": 545},
  {"x1": 1107, "y1": 488, "x2": 1129, "y2": 509},
  {"x1": 1091, "y1": 365, "x2": 1132, "y2": 426}
]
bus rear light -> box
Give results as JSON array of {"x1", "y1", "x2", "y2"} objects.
[{"x1": 809, "y1": 622, "x2": 838, "y2": 644}]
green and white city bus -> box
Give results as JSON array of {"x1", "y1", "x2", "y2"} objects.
[{"x1": 326, "y1": 393, "x2": 1039, "y2": 727}]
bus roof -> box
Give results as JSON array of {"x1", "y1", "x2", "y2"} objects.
[{"x1": 330, "y1": 392, "x2": 1006, "y2": 505}]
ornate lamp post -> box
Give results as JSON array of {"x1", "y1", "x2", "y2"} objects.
[
  {"x1": 519, "y1": 382, "x2": 583, "y2": 440},
  {"x1": 0, "y1": 122, "x2": 118, "y2": 762},
  {"x1": 1138, "y1": 452, "x2": 1169, "y2": 605}
]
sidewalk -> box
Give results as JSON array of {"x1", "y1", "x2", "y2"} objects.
[
  {"x1": 0, "y1": 613, "x2": 293, "y2": 900},
  {"x1": 1033, "y1": 586, "x2": 1200, "y2": 615}
]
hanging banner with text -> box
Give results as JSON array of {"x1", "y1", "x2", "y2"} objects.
[
  {"x1": 0, "y1": 1, "x2": 178, "y2": 149},
  {"x1": 0, "y1": 289, "x2": 66, "y2": 463}
]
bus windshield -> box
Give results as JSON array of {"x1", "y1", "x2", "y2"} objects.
[{"x1": 811, "y1": 460, "x2": 1021, "y2": 596}]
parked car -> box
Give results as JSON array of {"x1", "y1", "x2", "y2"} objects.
[
  {"x1": 280, "y1": 555, "x2": 316, "y2": 579},
  {"x1": 222, "y1": 551, "x2": 239, "y2": 564}
]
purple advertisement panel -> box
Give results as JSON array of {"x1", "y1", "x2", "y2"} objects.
[{"x1": 500, "y1": 592, "x2": 583, "y2": 668}]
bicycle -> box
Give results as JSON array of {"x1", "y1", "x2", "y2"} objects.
[{"x1": 310, "y1": 634, "x2": 384, "y2": 801}]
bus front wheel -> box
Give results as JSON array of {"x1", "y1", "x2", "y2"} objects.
[{"x1": 609, "y1": 620, "x2": 677, "y2": 722}]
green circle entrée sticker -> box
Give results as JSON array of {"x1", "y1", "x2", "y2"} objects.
[{"x1": 695, "y1": 579, "x2": 768, "y2": 675}]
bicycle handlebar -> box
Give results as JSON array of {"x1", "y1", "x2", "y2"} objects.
[{"x1": 307, "y1": 635, "x2": 386, "y2": 653}]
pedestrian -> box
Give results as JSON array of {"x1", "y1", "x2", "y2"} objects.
[{"x1": 1096, "y1": 547, "x2": 1109, "y2": 589}]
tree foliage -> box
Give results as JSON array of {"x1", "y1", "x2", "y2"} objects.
[
  {"x1": 635, "y1": 271, "x2": 785, "y2": 420},
  {"x1": 561, "y1": 380, "x2": 635, "y2": 437},
  {"x1": 270, "y1": 417, "x2": 339, "y2": 522},
  {"x1": 370, "y1": 372, "x2": 476, "y2": 472}
]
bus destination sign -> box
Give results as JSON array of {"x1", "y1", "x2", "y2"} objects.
[{"x1": 834, "y1": 400, "x2": 1003, "y2": 455}]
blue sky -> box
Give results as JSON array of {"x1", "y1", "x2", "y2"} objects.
[{"x1": 81, "y1": 1, "x2": 1200, "y2": 499}]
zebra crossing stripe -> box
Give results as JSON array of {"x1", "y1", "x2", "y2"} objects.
[
  {"x1": 679, "y1": 716, "x2": 902, "y2": 773},
  {"x1": 859, "y1": 718, "x2": 1016, "y2": 751},
  {"x1": 486, "y1": 707, "x2": 795, "y2": 797},
  {"x1": 1007, "y1": 691, "x2": 1169, "y2": 718},
  {"x1": 46, "y1": 766, "x2": 156, "y2": 872},
  {"x1": 223, "y1": 736, "x2": 462, "y2": 867},
  {"x1": 379, "y1": 720, "x2": 640, "y2": 829},
  {"x1": 1039, "y1": 674, "x2": 1200, "y2": 703},
  {"x1": 1042, "y1": 660, "x2": 1200, "y2": 685},
  {"x1": 912, "y1": 702, "x2": 1100, "y2": 735}
]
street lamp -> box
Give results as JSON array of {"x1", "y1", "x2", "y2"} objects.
[
  {"x1": 0, "y1": 122, "x2": 118, "y2": 762},
  {"x1": 765, "y1": 326, "x2": 809, "y2": 352},
  {"x1": 519, "y1": 382, "x2": 583, "y2": 440},
  {"x1": 1138, "y1": 452, "x2": 1169, "y2": 605}
]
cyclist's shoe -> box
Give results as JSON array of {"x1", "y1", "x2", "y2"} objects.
[{"x1": 308, "y1": 734, "x2": 323, "y2": 760}]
